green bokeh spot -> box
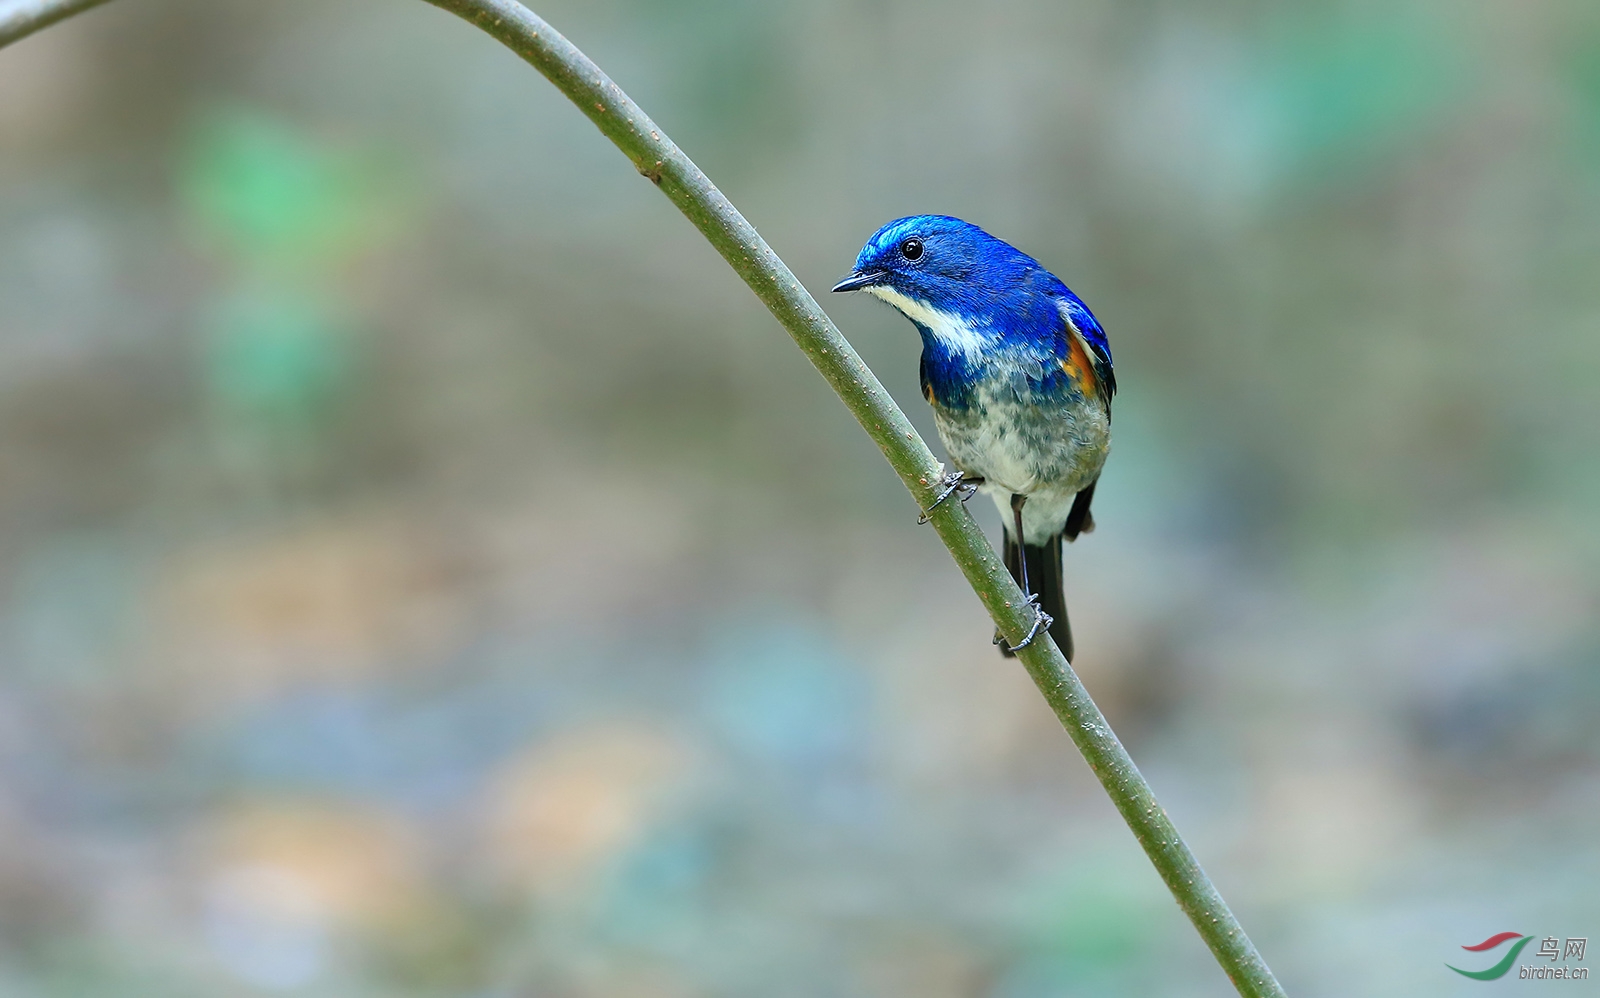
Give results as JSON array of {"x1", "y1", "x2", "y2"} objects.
[
  {"x1": 181, "y1": 107, "x2": 387, "y2": 265},
  {"x1": 1262, "y1": 10, "x2": 1463, "y2": 182},
  {"x1": 1573, "y1": 44, "x2": 1600, "y2": 154},
  {"x1": 204, "y1": 290, "x2": 352, "y2": 423},
  {"x1": 1003, "y1": 859, "x2": 1166, "y2": 994}
]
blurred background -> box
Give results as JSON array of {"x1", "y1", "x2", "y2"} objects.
[{"x1": 0, "y1": 0, "x2": 1597, "y2": 994}]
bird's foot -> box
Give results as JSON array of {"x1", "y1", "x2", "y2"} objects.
[
  {"x1": 918, "y1": 470, "x2": 983, "y2": 524},
  {"x1": 994, "y1": 593, "x2": 1054, "y2": 654}
]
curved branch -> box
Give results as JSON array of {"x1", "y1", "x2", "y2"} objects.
[
  {"x1": 0, "y1": 0, "x2": 112, "y2": 47},
  {"x1": 0, "y1": 3, "x2": 1286, "y2": 995}
]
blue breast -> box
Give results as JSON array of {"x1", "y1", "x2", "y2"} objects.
[{"x1": 917, "y1": 324, "x2": 1083, "y2": 414}]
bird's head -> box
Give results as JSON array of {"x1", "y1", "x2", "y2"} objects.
[{"x1": 830, "y1": 214, "x2": 1041, "y2": 318}]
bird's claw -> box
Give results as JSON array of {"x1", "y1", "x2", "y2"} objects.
[
  {"x1": 917, "y1": 470, "x2": 981, "y2": 524},
  {"x1": 994, "y1": 594, "x2": 1054, "y2": 653}
]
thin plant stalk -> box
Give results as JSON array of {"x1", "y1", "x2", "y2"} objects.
[{"x1": 0, "y1": 0, "x2": 113, "y2": 46}]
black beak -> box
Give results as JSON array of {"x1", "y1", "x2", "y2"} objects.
[{"x1": 830, "y1": 270, "x2": 884, "y2": 293}]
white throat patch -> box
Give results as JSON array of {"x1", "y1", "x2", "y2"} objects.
[{"x1": 866, "y1": 285, "x2": 991, "y2": 359}]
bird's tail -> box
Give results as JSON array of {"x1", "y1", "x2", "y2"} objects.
[{"x1": 1000, "y1": 530, "x2": 1073, "y2": 661}]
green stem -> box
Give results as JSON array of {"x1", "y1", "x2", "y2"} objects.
[
  {"x1": 0, "y1": 2, "x2": 1286, "y2": 993},
  {"x1": 0, "y1": 0, "x2": 113, "y2": 46}
]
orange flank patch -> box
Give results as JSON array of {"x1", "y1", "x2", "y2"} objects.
[{"x1": 1059, "y1": 330, "x2": 1100, "y2": 396}]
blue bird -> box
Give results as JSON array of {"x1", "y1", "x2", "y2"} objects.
[{"x1": 833, "y1": 215, "x2": 1113, "y2": 660}]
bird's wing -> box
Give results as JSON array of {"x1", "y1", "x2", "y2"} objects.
[{"x1": 1057, "y1": 294, "x2": 1115, "y2": 399}]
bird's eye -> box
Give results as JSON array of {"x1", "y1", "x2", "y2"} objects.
[{"x1": 900, "y1": 237, "x2": 924, "y2": 261}]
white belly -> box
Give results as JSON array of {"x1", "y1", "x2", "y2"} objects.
[{"x1": 932, "y1": 380, "x2": 1110, "y2": 540}]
